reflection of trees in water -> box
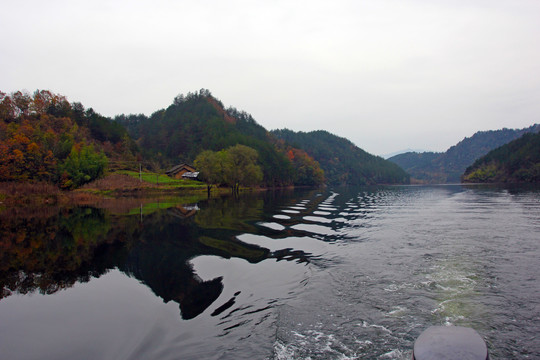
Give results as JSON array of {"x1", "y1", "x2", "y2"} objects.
[
  {"x1": 0, "y1": 190, "x2": 318, "y2": 319},
  {"x1": 0, "y1": 206, "x2": 112, "y2": 299}
]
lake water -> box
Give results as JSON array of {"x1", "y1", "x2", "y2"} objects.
[{"x1": 1, "y1": 185, "x2": 539, "y2": 359}]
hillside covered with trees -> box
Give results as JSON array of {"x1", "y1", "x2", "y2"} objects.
[
  {"x1": 388, "y1": 125, "x2": 540, "y2": 183},
  {"x1": 0, "y1": 90, "x2": 138, "y2": 189},
  {"x1": 115, "y1": 89, "x2": 325, "y2": 187},
  {"x1": 462, "y1": 132, "x2": 540, "y2": 183},
  {"x1": 271, "y1": 129, "x2": 410, "y2": 185}
]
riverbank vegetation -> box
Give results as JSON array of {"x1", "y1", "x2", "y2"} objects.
[{"x1": 0, "y1": 181, "x2": 106, "y2": 207}]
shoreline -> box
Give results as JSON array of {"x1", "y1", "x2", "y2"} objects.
[{"x1": 0, "y1": 178, "x2": 298, "y2": 208}]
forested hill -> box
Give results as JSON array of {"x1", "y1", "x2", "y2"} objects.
[
  {"x1": 116, "y1": 90, "x2": 296, "y2": 187},
  {"x1": 388, "y1": 124, "x2": 540, "y2": 183},
  {"x1": 462, "y1": 131, "x2": 540, "y2": 183},
  {"x1": 271, "y1": 129, "x2": 410, "y2": 185}
]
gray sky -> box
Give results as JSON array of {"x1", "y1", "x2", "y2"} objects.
[{"x1": 2, "y1": 0, "x2": 539, "y2": 156}]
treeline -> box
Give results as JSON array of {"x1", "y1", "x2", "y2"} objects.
[
  {"x1": 462, "y1": 132, "x2": 540, "y2": 183},
  {"x1": 271, "y1": 129, "x2": 410, "y2": 185},
  {"x1": 0, "y1": 90, "x2": 137, "y2": 188},
  {"x1": 2, "y1": 88, "x2": 411, "y2": 189}
]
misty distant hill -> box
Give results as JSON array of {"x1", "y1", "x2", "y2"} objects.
[
  {"x1": 462, "y1": 131, "x2": 540, "y2": 183},
  {"x1": 388, "y1": 124, "x2": 540, "y2": 183},
  {"x1": 271, "y1": 129, "x2": 410, "y2": 186},
  {"x1": 382, "y1": 149, "x2": 427, "y2": 159}
]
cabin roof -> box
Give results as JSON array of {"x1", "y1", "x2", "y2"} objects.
[{"x1": 165, "y1": 163, "x2": 195, "y2": 175}]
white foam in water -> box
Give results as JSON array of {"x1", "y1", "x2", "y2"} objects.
[
  {"x1": 313, "y1": 211, "x2": 331, "y2": 216},
  {"x1": 277, "y1": 329, "x2": 358, "y2": 360},
  {"x1": 380, "y1": 349, "x2": 405, "y2": 359},
  {"x1": 355, "y1": 339, "x2": 373, "y2": 346},
  {"x1": 358, "y1": 321, "x2": 392, "y2": 334},
  {"x1": 273, "y1": 341, "x2": 296, "y2": 360},
  {"x1": 383, "y1": 282, "x2": 414, "y2": 292},
  {"x1": 387, "y1": 306, "x2": 407, "y2": 317}
]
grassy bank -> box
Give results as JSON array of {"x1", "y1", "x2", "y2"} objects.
[
  {"x1": 79, "y1": 171, "x2": 207, "y2": 196},
  {"x1": 114, "y1": 170, "x2": 206, "y2": 189}
]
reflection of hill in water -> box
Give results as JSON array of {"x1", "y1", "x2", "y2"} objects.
[
  {"x1": 118, "y1": 207, "x2": 273, "y2": 320},
  {"x1": 0, "y1": 190, "x2": 319, "y2": 319}
]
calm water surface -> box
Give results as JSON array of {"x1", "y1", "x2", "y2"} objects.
[{"x1": 0, "y1": 185, "x2": 539, "y2": 359}]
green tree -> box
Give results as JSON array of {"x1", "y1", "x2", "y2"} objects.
[
  {"x1": 58, "y1": 143, "x2": 108, "y2": 189},
  {"x1": 194, "y1": 150, "x2": 226, "y2": 194},
  {"x1": 223, "y1": 144, "x2": 263, "y2": 192},
  {"x1": 194, "y1": 145, "x2": 263, "y2": 193}
]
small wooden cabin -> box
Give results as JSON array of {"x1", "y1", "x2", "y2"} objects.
[{"x1": 165, "y1": 164, "x2": 197, "y2": 179}]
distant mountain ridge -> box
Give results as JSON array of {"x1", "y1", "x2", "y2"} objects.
[
  {"x1": 388, "y1": 124, "x2": 540, "y2": 183},
  {"x1": 382, "y1": 149, "x2": 428, "y2": 159},
  {"x1": 271, "y1": 129, "x2": 410, "y2": 186}
]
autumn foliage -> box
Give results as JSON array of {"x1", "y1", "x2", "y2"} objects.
[
  {"x1": 0, "y1": 90, "x2": 136, "y2": 187},
  {"x1": 285, "y1": 148, "x2": 325, "y2": 186},
  {"x1": 273, "y1": 138, "x2": 325, "y2": 186}
]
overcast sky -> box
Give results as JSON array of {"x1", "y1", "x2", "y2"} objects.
[{"x1": 2, "y1": 0, "x2": 539, "y2": 155}]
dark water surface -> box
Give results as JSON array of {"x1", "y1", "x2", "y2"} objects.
[{"x1": 1, "y1": 185, "x2": 539, "y2": 359}]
